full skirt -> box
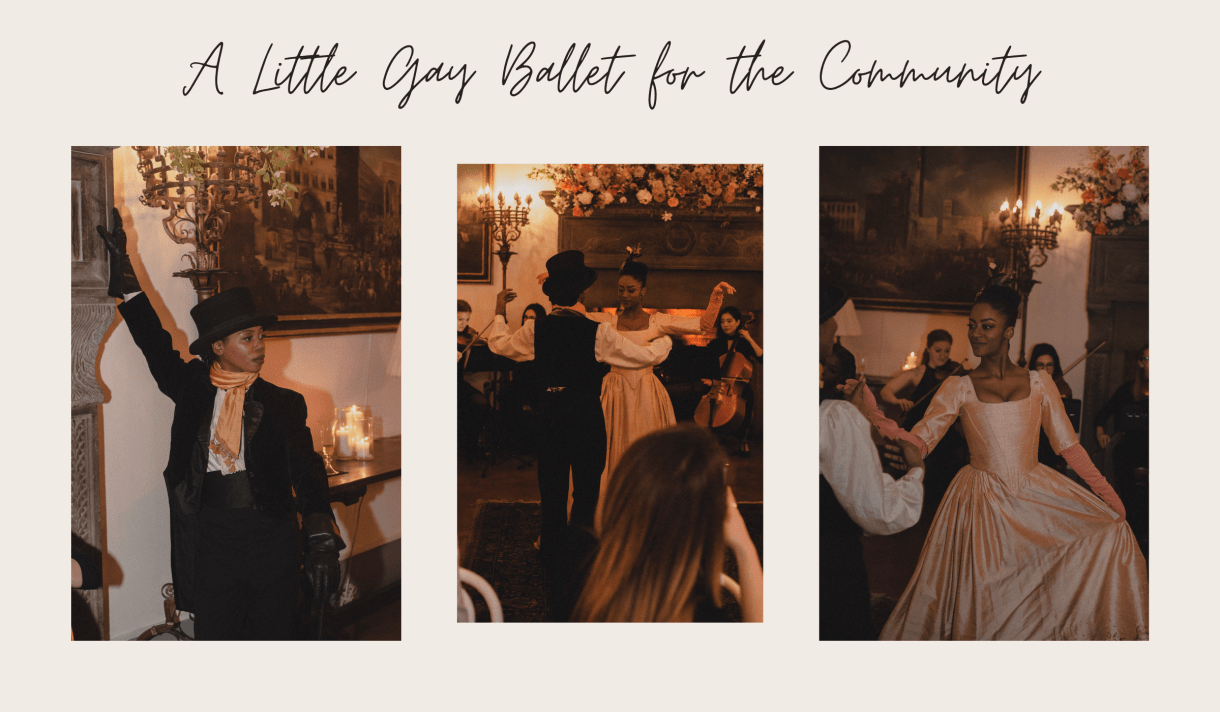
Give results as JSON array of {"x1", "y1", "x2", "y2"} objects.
[
  {"x1": 597, "y1": 371, "x2": 676, "y2": 508},
  {"x1": 880, "y1": 463, "x2": 1149, "y2": 640}
]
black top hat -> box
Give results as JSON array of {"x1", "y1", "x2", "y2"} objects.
[
  {"x1": 542, "y1": 250, "x2": 597, "y2": 304},
  {"x1": 820, "y1": 284, "x2": 847, "y2": 325},
  {"x1": 188, "y1": 287, "x2": 279, "y2": 356}
]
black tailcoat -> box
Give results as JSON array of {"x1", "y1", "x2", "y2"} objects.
[{"x1": 117, "y1": 293, "x2": 333, "y2": 613}]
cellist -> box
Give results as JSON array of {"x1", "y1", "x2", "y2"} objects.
[{"x1": 700, "y1": 306, "x2": 763, "y2": 456}]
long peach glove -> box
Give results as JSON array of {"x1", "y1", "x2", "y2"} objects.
[
  {"x1": 1061, "y1": 443, "x2": 1126, "y2": 521},
  {"x1": 699, "y1": 287, "x2": 726, "y2": 332},
  {"x1": 840, "y1": 378, "x2": 929, "y2": 456}
]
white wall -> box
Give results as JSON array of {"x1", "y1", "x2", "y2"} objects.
[
  {"x1": 99, "y1": 149, "x2": 401, "y2": 639},
  {"x1": 839, "y1": 146, "x2": 1140, "y2": 403},
  {"x1": 457, "y1": 165, "x2": 559, "y2": 327}
]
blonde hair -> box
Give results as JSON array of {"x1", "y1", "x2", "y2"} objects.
[{"x1": 573, "y1": 424, "x2": 728, "y2": 622}]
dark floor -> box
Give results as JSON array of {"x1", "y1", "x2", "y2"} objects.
[{"x1": 458, "y1": 435, "x2": 764, "y2": 558}]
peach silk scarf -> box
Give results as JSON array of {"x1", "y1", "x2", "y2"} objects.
[{"x1": 209, "y1": 362, "x2": 258, "y2": 473}]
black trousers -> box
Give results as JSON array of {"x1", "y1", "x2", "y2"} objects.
[
  {"x1": 194, "y1": 505, "x2": 300, "y2": 640},
  {"x1": 535, "y1": 390, "x2": 606, "y2": 551}
]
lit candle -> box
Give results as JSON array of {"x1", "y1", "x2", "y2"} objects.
[
  {"x1": 356, "y1": 437, "x2": 371, "y2": 460},
  {"x1": 903, "y1": 351, "x2": 917, "y2": 371},
  {"x1": 1014, "y1": 199, "x2": 1023, "y2": 228},
  {"x1": 999, "y1": 200, "x2": 1011, "y2": 225},
  {"x1": 336, "y1": 426, "x2": 352, "y2": 458}
]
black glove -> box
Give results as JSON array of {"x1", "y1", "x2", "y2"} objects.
[
  {"x1": 303, "y1": 512, "x2": 345, "y2": 606},
  {"x1": 95, "y1": 207, "x2": 141, "y2": 298}
]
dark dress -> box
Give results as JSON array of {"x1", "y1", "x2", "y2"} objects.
[{"x1": 1095, "y1": 380, "x2": 1149, "y2": 553}]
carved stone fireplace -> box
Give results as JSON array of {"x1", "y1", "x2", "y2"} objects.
[
  {"x1": 553, "y1": 199, "x2": 764, "y2": 430},
  {"x1": 71, "y1": 146, "x2": 117, "y2": 638},
  {"x1": 1082, "y1": 226, "x2": 1148, "y2": 452}
]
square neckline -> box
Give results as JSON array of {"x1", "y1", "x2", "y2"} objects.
[{"x1": 965, "y1": 369, "x2": 1036, "y2": 405}]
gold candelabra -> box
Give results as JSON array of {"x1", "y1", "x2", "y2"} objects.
[
  {"x1": 132, "y1": 146, "x2": 263, "y2": 300},
  {"x1": 477, "y1": 187, "x2": 532, "y2": 287},
  {"x1": 998, "y1": 198, "x2": 1064, "y2": 367}
]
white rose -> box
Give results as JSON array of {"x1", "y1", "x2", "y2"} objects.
[
  {"x1": 1104, "y1": 203, "x2": 1125, "y2": 221},
  {"x1": 599, "y1": 191, "x2": 613, "y2": 205},
  {"x1": 636, "y1": 189, "x2": 652, "y2": 205},
  {"x1": 1121, "y1": 183, "x2": 1141, "y2": 203},
  {"x1": 1138, "y1": 202, "x2": 1149, "y2": 221},
  {"x1": 587, "y1": 176, "x2": 602, "y2": 191},
  {"x1": 577, "y1": 191, "x2": 594, "y2": 206}
]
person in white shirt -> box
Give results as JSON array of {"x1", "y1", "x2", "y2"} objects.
[
  {"x1": 484, "y1": 252, "x2": 671, "y2": 613},
  {"x1": 819, "y1": 284, "x2": 925, "y2": 639}
]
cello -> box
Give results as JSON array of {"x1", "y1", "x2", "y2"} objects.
[{"x1": 694, "y1": 312, "x2": 756, "y2": 432}]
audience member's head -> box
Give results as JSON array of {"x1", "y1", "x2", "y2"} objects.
[{"x1": 574, "y1": 424, "x2": 730, "y2": 622}]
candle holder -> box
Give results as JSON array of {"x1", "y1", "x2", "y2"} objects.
[
  {"x1": 318, "y1": 423, "x2": 344, "y2": 476},
  {"x1": 478, "y1": 187, "x2": 532, "y2": 287},
  {"x1": 997, "y1": 199, "x2": 1064, "y2": 367},
  {"x1": 332, "y1": 405, "x2": 373, "y2": 460}
]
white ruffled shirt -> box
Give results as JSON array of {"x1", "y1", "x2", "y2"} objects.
[
  {"x1": 820, "y1": 399, "x2": 924, "y2": 536},
  {"x1": 484, "y1": 314, "x2": 672, "y2": 368}
]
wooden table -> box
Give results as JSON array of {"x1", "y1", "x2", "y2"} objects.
[{"x1": 327, "y1": 435, "x2": 401, "y2": 504}]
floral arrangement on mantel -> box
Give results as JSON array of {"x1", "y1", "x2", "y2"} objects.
[
  {"x1": 526, "y1": 164, "x2": 763, "y2": 220},
  {"x1": 1050, "y1": 146, "x2": 1148, "y2": 236},
  {"x1": 160, "y1": 146, "x2": 326, "y2": 210}
]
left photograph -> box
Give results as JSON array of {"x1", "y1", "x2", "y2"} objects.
[{"x1": 70, "y1": 146, "x2": 402, "y2": 640}]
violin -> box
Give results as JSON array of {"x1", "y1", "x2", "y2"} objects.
[{"x1": 694, "y1": 312, "x2": 756, "y2": 431}]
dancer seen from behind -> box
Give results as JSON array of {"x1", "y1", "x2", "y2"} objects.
[
  {"x1": 819, "y1": 284, "x2": 927, "y2": 640},
  {"x1": 484, "y1": 251, "x2": 673, "y2": 616}
]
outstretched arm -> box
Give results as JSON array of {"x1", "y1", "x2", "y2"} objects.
[
  {"x1": 1038, "y1": 371, "x2": 1125, "y2": 519},
  {"x1": 820, "y1": 401, "x2": 925, "y2": 536}
]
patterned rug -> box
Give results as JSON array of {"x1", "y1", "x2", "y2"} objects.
[{"x1": 461, "y1": 500, "x2": 763, "y2": 622}]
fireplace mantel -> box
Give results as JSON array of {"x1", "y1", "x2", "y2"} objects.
[{"x1": 545, "y1": 191, "x2": 763, "y2": 311}]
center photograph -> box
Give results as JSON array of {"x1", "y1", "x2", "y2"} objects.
[{"x1": 456, "y1": 164, "x2": 764, "y2": 622}]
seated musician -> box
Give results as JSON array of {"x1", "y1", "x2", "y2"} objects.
[
  {"x1": 458, "y1": 299, "x2": 490, "y2": 460},
  {"x1": 701, "y1": 307, "x2": 763, "y2": 456}
]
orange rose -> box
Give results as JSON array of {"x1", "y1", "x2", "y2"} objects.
[
  {"x1": 1100, "y1": 197, "x2": 1112, "y2": 206},
  {"x1": 1094, "y1": 223, "x2": 1108, "y2": 235},
  {"x1": 1081, "y1": 189, "x2": 1095, "y2": 202},
  {"x1": 572, "y1": 206, "x2": 584, "y2": 217},
  {"x1": 1093, "y1": 159, "x2": 1107, "y2": 173},
  {"x1": 667, "y1": 197, "x2": 679, "y2": 208},
  {"x1": 1116, "y1": 168, "x2": 1131, "y2": 180}
]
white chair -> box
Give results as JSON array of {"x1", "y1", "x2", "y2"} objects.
[
  {"x1": 458, "y1": 567, "x2": 503, "y2": 622},
  {"x1": 720, "y1": 573, "x2": 742, "y2": 600}
]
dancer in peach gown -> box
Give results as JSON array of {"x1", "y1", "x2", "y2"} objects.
[
  {"x1": 587, "y1": 254, "x2": 734, "y2": 519},
  {"x1": 868, "y1": 283, "x2": 1148, "y2": 640}
]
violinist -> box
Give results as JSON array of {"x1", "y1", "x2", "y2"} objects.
[
  {"x1": 878, "y1": 329, "x2": 967, "y2": 508},
  {"x1": 458, "y1": 299, "x2": 489, "y2": 460},
  {"x1": 701, "y1": 307, "x2": 763, "y2": 456}
]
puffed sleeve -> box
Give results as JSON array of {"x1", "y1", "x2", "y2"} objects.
[
  {"x1": 820, "y1": 400, "x2": 924, "y2": 536},
  {"x1": 1038, "y1": 370, "x2": 1079, "y2": 454},
  {"x1": 910, "y1": 376, "x2": 966, "y2": 457},
  {"x1": 485, "y1": 315, "x2": 536, "y2": 361}
]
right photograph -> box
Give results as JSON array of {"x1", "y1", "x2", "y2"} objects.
[{"x1": 819, "y1": 146, "x2": 1149, "y2": 640}]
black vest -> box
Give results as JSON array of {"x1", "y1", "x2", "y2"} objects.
[{"x1": 534, "y1": 313, "x2": 602, "y2": 396}]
